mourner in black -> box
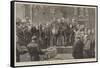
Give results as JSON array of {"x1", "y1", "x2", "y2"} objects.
[{"x1": 72, "y1": 36, "x2": 84, "y2": 59}]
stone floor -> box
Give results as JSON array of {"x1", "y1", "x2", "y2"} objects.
[
  {"x1": 48, "y1": 53, "x2": 73, "y2": 60},
  {"x1": 19, "y1": 53, "x2": 73, "y2": 62}
]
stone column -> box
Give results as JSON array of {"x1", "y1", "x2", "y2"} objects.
[
  {"x1": 79, "y1": 8, "x2": 84, "y2": 17},
  {"x1": 85, "y1": 8, "x2": 89, "y2": 28},
  {"x1": 74, "y1": 7, "x2": 78, "y2": 16},
  {"x1": 30, "y1": 5, "x2": 32, "y2": 24}
]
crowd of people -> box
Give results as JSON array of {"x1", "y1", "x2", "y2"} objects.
[{"x1": 16, "y1": 17, "x2": 95, "y2": 62}]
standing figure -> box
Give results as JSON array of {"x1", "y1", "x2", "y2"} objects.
[
  {"x1": 84, "y1": 35, "x2": 95, "y2": 58},
  {"x1": 16, "y1": 18, "x2": 29, "y2": 62},
  {"x1": 72, "y1": 36, "x2": 84, "y2": 59},
  {"x1": 90, "y1": 37, "x2": 95, "y2": 58}
]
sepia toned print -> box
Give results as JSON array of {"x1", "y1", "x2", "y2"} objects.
[{"x1": 13, "y1": 1, "x2": 97, "y2": 66}]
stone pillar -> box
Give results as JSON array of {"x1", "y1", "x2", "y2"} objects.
[
  {"x1": 30, "y1": 5, "x2": 32, "y2": 24},
  {"x1": 24, "y1": 5, "x2": 30, "y2": 18},
  {"x1": 74, "y1": 7, "x2": 77, "y2": 16},
  {"x1": 85, "y1": 8, "x2": 89, "y2": 17},
  {"x1": 85, "y1": 8, "x2": 89, "y2": 28},
  {"x1": 79, "y1": 8, "x2": 84, "y2": 17}
]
